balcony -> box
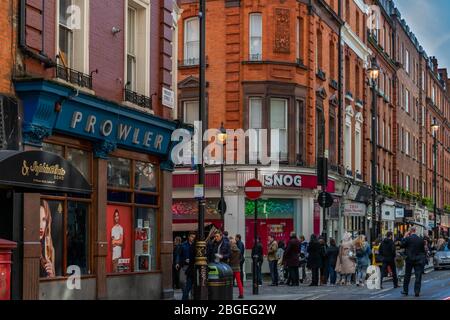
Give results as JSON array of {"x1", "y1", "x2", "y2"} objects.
[
  {"x1": 124, "y1": 89, "x2": 152, "y2": 110},
  {"x1": 56, "y1": 64, "x2": 93, "y2": 89},
  {"x1": 249, "y1": 54, "x2": 263, "y2": 62}
]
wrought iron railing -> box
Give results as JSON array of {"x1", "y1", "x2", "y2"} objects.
[
  {"x1": 56, "y1": 64, "x2": 93, "y2": 89},
  {"x1": 124, "y1": 89, "x2": 152, "y2": 110},
  {"x1": 249, "y1": 53, "x2": 262, "y2": 61}
]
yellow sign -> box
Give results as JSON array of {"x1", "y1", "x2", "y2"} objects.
[{"x1": 21, "y1": 160, "x2": 66, "y2": 180}]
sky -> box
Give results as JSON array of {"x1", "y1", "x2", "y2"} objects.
[{"x1": 395, "y1": 0, "x2": 450, "y2": 70}]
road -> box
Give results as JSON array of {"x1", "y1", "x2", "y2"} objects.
[{"x1": 174, "y1": 269, "x2": 450, "y2": 300}]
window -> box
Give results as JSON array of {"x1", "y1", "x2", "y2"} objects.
[
  {"x1": 296, "y1": 100, "x2": 305, "y2": 162},
  {"x1": 329, "y1": 41, "x2": 335, "y2": 79},
  {"x1": 344, "y1": 114, "x2": 352, "y2": 171},
  {"x1": 270, "y1": 99, "x2": 288, "y2": 161},
  {"x1": 184, "y1": 17, "x2": 200, "y2": 65},
  {"x1": 422, "y1": 70, "x2": 425, "y2": 90},
  {"x1": 249, "y1": 13, "x2": 262, "y2": 61},
  {"x1": 380, "y1": 120, "x2": 385, "y2": 147},
  {"x1": 40, "y1": 142, "x2": 92, "y2": 279},
  {"x1": 296, "y1": 18, "x2": 303, "y2": 62},
  {"x1": 355, "y1": 122, "x2": 362, "y2": 175},
  {"x1": 405, "y1": 49, "x2": 410, "y2": 74},
  {"x1": 316, "y1": 30, "x2": 323, "y2": 72},
  {"x1": 57, "y1": 0, "x2": 88, "y2": 72},
  {"x1": 183, "y1": 101, "x2": 199, "y2": 125},
  {"x1": 405, "y1": 88, "x2": 410, "y2": 113},
  {"x1": 355, "y1": 65, "x2": 360, "y2": 98},
  {"x1": 387, "y1": 125, "x2": 391, "y2": 150},
  {"x1": 345, "y1": 0, "x2": 350, "y2": 23},
  {"x1": 249, "y1": 98, "x2": 263, "y2": 159},
  {"x1": 405, "y1": 131, "x2": 410, "y2": 155},
  {"x1": 406, "y1": 175, "x2": 410, "y2": 191},
  {"x1": 432, "y1": 86, "x2": 436, "y2": 104},
  {"x1": 125, "y1": 1, "x2": 150, "y2": 95},
  {"x1": 329, "y1": 113, "x2": 336, "y2": 165},
  {"x1": 107, "y1": 157, "x2": 159, "y2": 273},
  {"x1": 356, "y1": 12, "x2": 360, "y2": 37}
]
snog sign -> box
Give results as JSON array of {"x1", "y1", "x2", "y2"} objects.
[{"x1": 262, "y1": 173, "x2": 335, "y2": 192}]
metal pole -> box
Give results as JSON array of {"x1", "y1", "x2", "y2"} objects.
[
  {"x1": 194, "y1": 0, "x2": 208, "y2": 301},
  {"x1": 253, "y1": 168, "x2": 259, "y2": 295},
  {"x1": 434, "y1": 132, "x2": 438, "y2": 240},
  {"x1": 220, "y1": 161, "x2": 224, "y2": 230},
  {"x1": 371, "y1": 79, "x2": 378, "y2": 243}
]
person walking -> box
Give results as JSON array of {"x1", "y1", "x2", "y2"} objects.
[
  {"x1": 284, "y1": 232, "x2": 300, "y2": 286},
  {"x1": 354, "y1": 235, "x2": 371, "y2": 287},
  {"x1": 307, "y1": 234, "x2": 321, "y2": 286},
  {"x1": 229, "y1": 237, "x2": 244, "y2": 299},
  {"x1": 236, "y1": 234, "x2": 245, "y2": 283},
  {"x1": 210, "y1": 231, "x2": 231, "y2": 264},
  {"x1": 318, "y1": 236, "x2": 328, "y2": 285},
  {"x1": 379, "y1": 231, "x2": 398, "y2": 289},
  {"x1": 251, "y1": 237, "x2": 264, "y2": 286},
  {"x1": 326, "y1": 238, "x2": 339, "y2": 286},
  {"x1": 299, "y1": 235, "x2": 308, "y2": 283},
  {"x1": 267, "y1": 235, "x2": 279, "y2": 286},
  {"x1": 276, "y1": 240, "x2": 286, "y2": 285},
  {"x1": 180, "y1": 232, "x2": 196, "y2": 300},
  {"x1": 401, "y1": 227, "x2": 426, "y2": 297},
  {"x1": 173, "y1": 236, "x2": 182, "y2": 290},
  {"x1": 335, "y1": 232, "x2": 356, "y2": 286}
]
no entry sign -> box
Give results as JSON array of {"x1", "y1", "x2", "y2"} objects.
[{"x1": 245, "y1": 179, "x2": 263, "y2": 200}]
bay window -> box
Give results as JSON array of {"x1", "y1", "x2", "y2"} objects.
[
  {"x1": 249, "y1": 13, "x2": 262, "y2": 61},
  {"x1": 249, "y1": 98, "x2": 263, "y2": 159},
  {"x1": 270, "y1": 99, "x2": 288, "y2": 161}
]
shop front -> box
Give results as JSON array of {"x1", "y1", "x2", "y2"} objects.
[
  {"x1": 14, "y1": 79, "x2": 179, "y2": 300},
  {"x1": 342, "y1": 201, "x2": 367, "y2": 238}
]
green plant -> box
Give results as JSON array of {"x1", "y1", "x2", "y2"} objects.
[{"x1": 422, "y1": 197, "x2": 434, "y2": 211}]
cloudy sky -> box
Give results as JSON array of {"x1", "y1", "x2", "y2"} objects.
[{"x1": 395, "y1": 0, "x2": 450, "y2": 69}]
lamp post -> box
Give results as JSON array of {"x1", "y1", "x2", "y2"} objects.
[
  {"x1": 368, "y1": 57, "x2": 380, "y2": 243},
  {"x1": 195, "y1": 0, "x2": 208, "y2": 301},
  {"x1": 218, "y1": 123, "x2": 227, "y2": 230},
  {"x1": 432, "y1": 119, "x2": 439, "y2": 240}
]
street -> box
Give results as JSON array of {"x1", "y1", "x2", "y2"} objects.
[{"x1": 175, "y1": 269, "x2": 450, "y2": 301}]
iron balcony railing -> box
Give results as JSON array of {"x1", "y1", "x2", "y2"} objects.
[
  {"x1": 124, "y1": 89, "x2": 152, "y2": 110},
  {"x1": 56, "y1": 64, "x2": 93, "y2": 89}
]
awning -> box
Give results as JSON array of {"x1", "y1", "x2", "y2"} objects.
[
  {"x1": 172, "y1": 222, "x2": 212, "y2": 232},
  {"x1": 0, "y1": 150, "x2": 92, "y2": 194}
]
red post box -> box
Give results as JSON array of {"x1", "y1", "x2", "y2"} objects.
[{"x1": 0, "y1": 239, "x2": 17, "y2": 300}]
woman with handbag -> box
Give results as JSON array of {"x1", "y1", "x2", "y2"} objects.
[{"x1": 335, "y1": 232, "x2": 356, "y2": 286}]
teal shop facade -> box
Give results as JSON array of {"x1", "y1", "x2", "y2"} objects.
[{"x1": 9, "y1": 79, "x2": 179, "y2": 300}]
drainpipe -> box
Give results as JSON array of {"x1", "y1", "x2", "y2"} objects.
[
  {"x1": 337, "y1": 0, "x2": 344, "y2": 243},
  {"x1": 19, "y1": 0, "x2": 56, "y2": 68}
]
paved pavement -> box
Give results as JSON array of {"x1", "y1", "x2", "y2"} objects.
[{"x1": 174, "y1": 268, "x2": 450, "y2": 300}]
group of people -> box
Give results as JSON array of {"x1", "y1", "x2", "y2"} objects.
[
  {"x1": 173, "y1": 226, "x2": 437, "y2": 299},
  {"x1": 173, "y1": 230, "x2": 246, "y2": 300}
]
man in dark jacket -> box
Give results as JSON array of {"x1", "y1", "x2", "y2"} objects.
[
  {"x1": 307, "y1": 235, "x2": 321, "y2": 286},
  {"x1": 326, "y1": 238, "x2": 339, "y2": 285},
  {"x1": 236, "y1": 234, "x2": 245, "y2": 283},
  {"x1": 179, "y1": 232, "x2": 196, "y2": 300},
  {"x1": 379, "y1": 231, "x2": 398, "y2": 289},
  {"x1": 211, "y1": 231, "x2": 231, "y2": 263},
  {"x1": 284, "y1": 232, "x2": 300, "y2": 286},
  {"x1": 251, "y1": 237, "x2": 264, "y2": 285},
  {"x1": 401, "y1": 227, "x2": 426, "y2": 297}
]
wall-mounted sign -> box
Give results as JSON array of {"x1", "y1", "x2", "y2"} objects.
[
  {"x1": 395, "y1": 207, "x2": 405, "y2": 219},
  {"x1": 381, "y1": 204, "x2": 395, "y2": 221},
  {"x1": 0, "y1": 150, "x2": 91, "y2": 194},
  {"x1": 162, "y1": 87, "x2": 174, "y2": 109},
  {"x1": 263, "y1": 173, "x2": 335, "y2": 192},
  {"x1": 343, "y1": 202, "x2": 366, "y2": 217}
]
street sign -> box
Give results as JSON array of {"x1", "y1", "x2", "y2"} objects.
[
  {"x1": 244, "y1": 179, "x2": 263, "y2": 200},
  {"x1": 318, "y1": 191, "x2": 333, "y2": 208},
  {"x1": 217, "y1": 198, "x2": 227, "y2": 216}
]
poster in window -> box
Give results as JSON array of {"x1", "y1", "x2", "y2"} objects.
[
  {"x1": 39, "y1": 200, "x2": 63, "y2": 278},
  {"x1": 107, "y1": 205, "x2": 132, "y2": 273}
]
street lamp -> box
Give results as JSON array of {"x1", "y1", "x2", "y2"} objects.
[
  {"x1": 368, "y1": 56, "x2": 380, "y2": 243},
  {"x1": 432, "y1": 118, "x2": 439, "y2": 240},
  {"x1": 218, "y1": 122, "x2": 227, "y2": 230}
]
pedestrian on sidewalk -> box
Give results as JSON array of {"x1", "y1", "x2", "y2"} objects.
[
  {"x1": 229, "y1": 237, "x2": 244, "y2": 299},
  {"x1": 379, "y1": 231, "x2": 399, "y2": 289},
  {"x1": 299, "y1": 235, "x2": 308, "y2": 283},
  {"x1": 180, "y1": 232, "x2": 196, "y2": 300},
  {"x1": 354, "y1": 235, "x2": 371, "y2": 287},
  {"x1": 267, "y1": 235, "x2": 279, "y2": 286},
  {"x1": 276, "y1": 240, "x2": 286, "y2": 285},
  {"x1": 252, "y1": 236, "x2": 264, "y2": 286},
  {"x1": 210, "y1": 231, "x2": 231, "y2": 264},
  {"x1": 236, "y1": 234, "x2": 245, "y2": 284},
  {"x1": 307, "y1": 234, "x2": 321, "y2": 286},
  {"x1": 326, "y1": 238, "x2": 339, "y2": 285},
  {"x1": 173, "y1": 236, "x2": 182, "y2": 290},
  {"x1": 284, "y1": 232, "x2": 300, "y2": 286},
  {"x1": 335, "y1": 232, "x2": 356, "y2": 286},
  {"x1": 319, "y1": 236, "x2": 328, "y2": 285},
  {"x1": 401, "y1": 227, "x2": 426, "y2": 297}
]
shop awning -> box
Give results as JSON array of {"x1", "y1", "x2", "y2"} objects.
[
  {"x1": 172, "y1": 222, "x2": 212, "y2": 232},
  {"x1": 0, "y1": 150, "x2": 92, "y2": 194}
]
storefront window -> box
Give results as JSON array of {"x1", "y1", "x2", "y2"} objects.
[
  {"x1": 107, "y1": 157, "x2": 131, "y2": 188},
  {"x1": 107, "y1": 156, "x2": 159, "y2": 274},
  {"x1": 67, "y1": 147, "x2": 91, "y2": 182},
  {"x1": 42, "y1": 143, "x2": 64, "y2": 156},
  {"x1": 40, "y1": 199, "x2": 90, "y2": 279}
]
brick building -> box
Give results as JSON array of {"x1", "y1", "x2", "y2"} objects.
[{"x1": 0, "y1": 0, "x2": 180, "y2": 300}]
